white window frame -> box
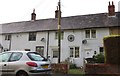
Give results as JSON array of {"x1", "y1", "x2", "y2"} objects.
[
  {"x1": 5, "y1": 34, "x2": 11, "y2": 40},
  {"x1": 69, "y1": 47, "x2": 80, "y2": 58},
  {"x1": 28, "y1": 32, "x2": 36, "y2": 41},
  {"x1": 55, "y1": 31, "x2": 64, "y2": 40},
  {"x1": 85, "y1": 29, "x2": 96, "y2": 39},
  {"x1": 53, "y1": 50, "x2": 59, "y2": 58}
]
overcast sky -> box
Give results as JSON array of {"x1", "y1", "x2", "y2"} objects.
[{"x1": 0, "y1": 0, "x2": 119, "y2": 24}]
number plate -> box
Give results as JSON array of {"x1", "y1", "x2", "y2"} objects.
[{"x1": 42, "y1": 65, "x2": 48, "y2": 69}]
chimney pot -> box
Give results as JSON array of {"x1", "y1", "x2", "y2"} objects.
[
  {"x1": 31, "y1": 9, "x2": 36, "y2": 21},
  {"x1": 108, "y1": 1, "x2": 115, "y2": 16},
  {"x1": 112, "y1": 1, "x2": 114, "y2": 5},
  {"x1": 109, "y1": 1, "x2": 110, "y2": 6}
]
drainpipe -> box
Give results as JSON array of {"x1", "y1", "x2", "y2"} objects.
[
  {"x1": 9, "y1": 35, "x2": 12, "y2": 51},
  {"x1": 46, "y1": 31, "x2": 49, "y2": 59},
  {"x1": 58, "y1": 0, "x2": 61, "y2": 63}
]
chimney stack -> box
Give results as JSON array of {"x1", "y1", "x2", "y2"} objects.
[
  {"x1": 31, "y1": 9, "x2": 36, "y2": 21},
  {"x1": 55, "y1": 6, "x2": 61, "y2": 18},
  {"x1": 108, "y1": 1, "x2": 115, "y2": 16},
  {"x1": 55, "y1": 6, "x2": 59, "y2": 18}
]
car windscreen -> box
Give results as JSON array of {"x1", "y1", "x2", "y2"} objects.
[{"x1": 27, "y1": 52, "x2": 45, "y2": 61}]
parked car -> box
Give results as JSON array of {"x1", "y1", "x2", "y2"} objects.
[{"x1": 0, "y1": 51, "x2": 51, "y2": 76}]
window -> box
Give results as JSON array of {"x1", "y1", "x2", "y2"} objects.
[
  {"x1": 9, "y1": 52, "x2": 23, "y2": 62},
  {"x1": 36, "y1": 46, "x2": 44, "y2": 56},
  {"x1": 85, "y1": 30, "x2": 90, "y2": 38},
  {"x1": 99, "y1": 47, "x2": 104, "y2": 54},
  {"x1": 70, "y1": 48, "x2": 74, "y2": 57},
  {"x1": 29, "y1": 32, "x2": 36, "y2": 41},
  {"x1": 55, "y1": 31, "x2": 64, "y2": 39},
  {"x1": 53, "y1": 51, "x2": 59, "y2": 58},
  {"x1": 69, "y1": 47, "x2": 80, "y2": 58},
  {"x1": 85, "y1": 29, "x2": 96, "y2": 38},
  {"x1": 91, "y1": 30, "x2": 96, "y2": 38},
  {"x1": 5, "y1": 34, "x2": 11, "y2": 40},
  {"x1": 1, "y1": 52, "x2": 12, "y2": 62},
  {"x1": 75, "y1": 47, "x2": 79, "y2": 58},
  {"x1": 27, "y1": 52, "x2": 44, "y2": 61}
]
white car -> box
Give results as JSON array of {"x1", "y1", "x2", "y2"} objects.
[{"x1": 0, "y1": 51, "x2": 51, "y2": 76}]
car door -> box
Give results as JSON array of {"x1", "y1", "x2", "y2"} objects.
[
  {"x1": 0, "y1": 53, "x2": 2, "y2": 75},
  {"x1": 0, "y1": 52, "x2": 12, "y2": 75},
  {"x1": 7, "y1": 52, "x2": 23, "y2": 74}
]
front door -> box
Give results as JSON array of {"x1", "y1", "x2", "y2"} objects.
[{"x1": 36, "y1": 46, "x2": 44, "y2": 56}]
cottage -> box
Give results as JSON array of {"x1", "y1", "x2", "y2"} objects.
[{"x1": 0, "y1": 1, "x2": 120, "y2": 67}]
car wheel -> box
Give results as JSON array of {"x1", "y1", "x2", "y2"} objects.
[{"x1": 16, "y1": 71, "x2": 28, "y2": 76}]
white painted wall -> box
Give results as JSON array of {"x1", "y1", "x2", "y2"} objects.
[{"x1": 0, "y1": 28, "x2": 110, "y2": 67}]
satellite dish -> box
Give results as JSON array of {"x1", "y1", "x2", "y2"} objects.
[
  {"x1": 82, "y1": 39, "x2": 87, "y2": 44},
  {"x1": 41, "y1": 38, "x2": 45, "y2": 42}
]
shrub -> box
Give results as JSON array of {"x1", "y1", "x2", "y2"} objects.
[
  {"x1": 93, "y1": 53, "x2": 105, "y2": 63},
  {"x1": 69, "y1": 63, "x2": 77, "y2": 69}
]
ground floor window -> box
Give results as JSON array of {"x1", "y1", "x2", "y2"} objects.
[
  {"x1": 99, "y1": 47, "x2": 104, "y2": 54},
  {"x1": 53, "y1": 50, "x2": 59, "y2": 58},
  {"x1": 36, "y1": 46, "x2": 44, "y2": 56},
  {"x1": 70, "y1": 47, "x2": 80, "y2": 58}
]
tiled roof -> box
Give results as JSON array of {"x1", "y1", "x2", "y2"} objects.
[{"x1": 0, "y1": 12, "x2": 120, "y2": 34}]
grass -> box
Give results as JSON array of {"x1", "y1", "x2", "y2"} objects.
[{"x1": 68, "y1": 68, "x2": 85, "y2": 74}]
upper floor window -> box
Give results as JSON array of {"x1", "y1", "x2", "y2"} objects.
[
  {"x1": 85, "y1": 30, "x2": 90, "y2": 38},
  {"x1": 29, "y1": 32, "x2": 36, "y2": 41},
  {"x1": 91, "y1": 30, "x2": 96, "y2": 38},
  {"x1": 55, "y1": 31, "x2": 64, "y2": 40},
  {"x1": 5, "y1": 34, "x2": 11, "y2": 40},
  {"x1": 85, "y1": 29, "x2": 96, "y2": 38}
]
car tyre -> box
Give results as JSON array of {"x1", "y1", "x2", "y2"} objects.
[{"x1": 16, "y1": 71, "x2": 28, "y2": 76}]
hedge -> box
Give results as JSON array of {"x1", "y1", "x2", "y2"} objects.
[{"x1": 103, "y1": 35, "x2": 120, "y2": 64}]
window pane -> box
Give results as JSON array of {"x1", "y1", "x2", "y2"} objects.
[
  {"x1": 55, "y1": 32, "x2": 58, "y2": 39},
  {"x1": 0, "y1": 54, "x2": 2, "y2": 62},
  {"x1": 8, "y1": 35, "x2": 11, "y2": 40},
  {"x1": 2, "y1": 53, "x2": 12, "y2": 62},
  {"x1": 75, "y1": 47, "x2": 79, "y2": 58},
  {"x1": 29, "y1": 32, "x2": 36, "y2": 41},
  {"x1": 5, "y1": 35, "x2": 11, "y2": 40},
  {"x1": 9, "y1": 52, "x2": 23, "y2": 61},
  {"x1": 53, "y1": 51, "x2": 58, "y2": 58},
  {"x1": 5, "y1": 35, "x2": 7, "y2": 40},
  {"x1": 61, "y1": 31, "x2": 64, "y2": 39},
  {"x1": 85, "y1": 30, "x2": 90, "y2": 38},
  {"x1": 99, "y1": 47, "x2": 104, "y2": 54},
  {"x1": 55, "y1": 31, "x2": 64, "y2": 39},
  {"x1": 91, "y1": 30, "x2": 96, "y2": 38},
  {"x1": 36, "y1": 46, "x2": 44, "y2": 56},
  {"x1": 27, "y1": 52, "x2": 44, "y2": 61},
  {"x1": 70, "y1": 48, "x2": 73, "y2": 57}
]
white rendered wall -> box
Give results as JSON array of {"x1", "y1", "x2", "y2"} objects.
[{"x1": 0, "y1": 28, "x2": 110, "y2": 67}]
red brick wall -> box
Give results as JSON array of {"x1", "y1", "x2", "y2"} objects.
[
  {"x1": 51, "y1": 63, "x2": 68, "y2": 74},
  {"x1": 85, "y1": 64, "x2": 120, "y2": 75}
]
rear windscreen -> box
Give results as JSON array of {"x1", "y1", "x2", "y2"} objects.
[{"x1": 27, "y1": 52, "x2": 44, "y2": 61}]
